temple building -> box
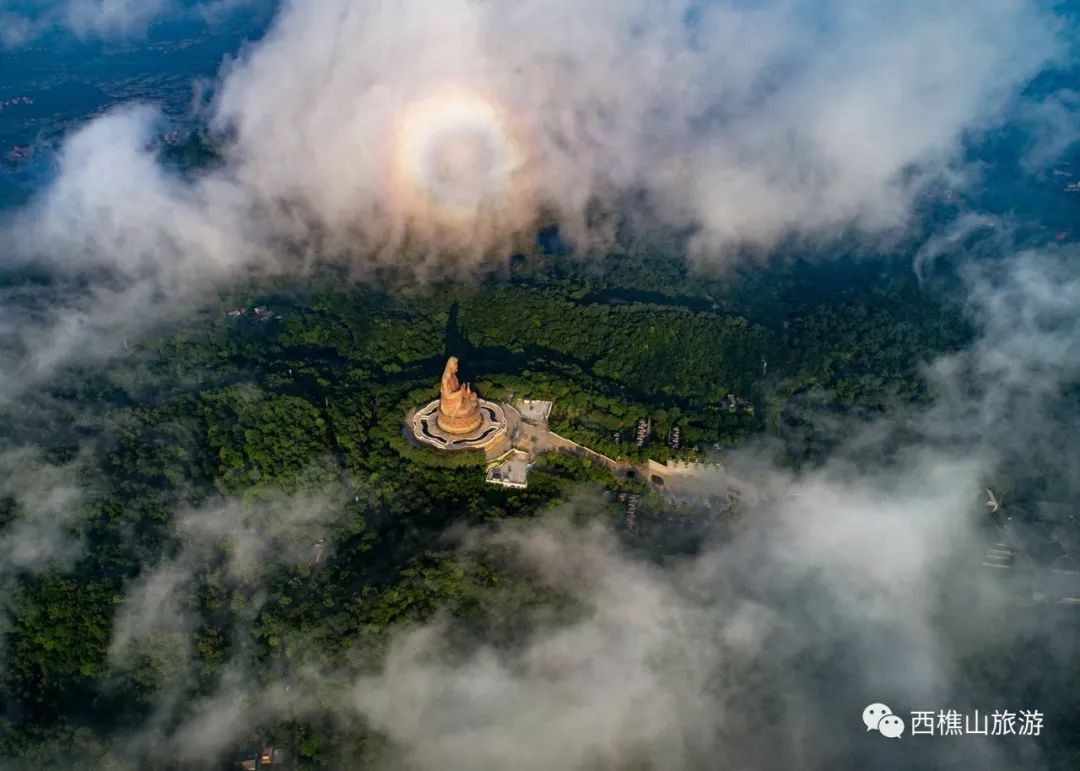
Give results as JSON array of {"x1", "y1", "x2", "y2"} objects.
[
  {"x1": 411, "y1": 357, "x2": 508, "y2": 452},
  {"x1": 486, "y1": 449, "x2": 531, "y2": 488}
]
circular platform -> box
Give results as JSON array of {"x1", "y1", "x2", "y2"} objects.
[{"x1": 411, "y1": 399, "x2": 507, "y2": 451}]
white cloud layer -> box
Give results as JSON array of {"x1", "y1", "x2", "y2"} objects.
[
  {"x1": 78, "y1": 242, "x2": 1080, "y2": 770},
  {"x1": 1, "y1": 0, "x2": 1071, "y2": 399},
  {"x1": 342, "y1": 247, "x2": 1080, "y2": 770},
  {"x1": 0, "y1": 0, "x2": 258, "y2": 46}
]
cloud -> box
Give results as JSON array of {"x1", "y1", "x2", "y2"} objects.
[
  {"x1": 327, "y1": 246, "x2": 1080, "y2": 770},
  {"x1": 13, "y1": 264, "x2": 1068, "y2": 770},
  {"x1": 348, "y1": 481, "x2": 974, "y2": 770},
  {"x1": 101, "y1": 490, "x2": 346, "y2": 761},
  {"x1": 1018, "y1": 89, "x2": 1080, "y2": 174},
  {"x1": 0, "y1": 447, "x2": 85, "y2": 572},
  {"x1": 109, "y1": 490, "x2": 342, "y2": 663},
  {"x1": 59, "y1": 241, "x2": 1079, "y2": 770},
  {"x1": 1, "y1": 0, "x2": 1071, "y2": 402},
  {"x1": 0, "y1": 106, "x2": 255, "y2": 403},
  {"x1": 61, "y1": 0, "x2": 176, "y2": 38},
  {"x1": 101, "y1": 457, "x2": 1025, "y2": 768},
  {"x1": 0, "y1": 0, "x2": 261, "y2": 47},
  {"x1": 350, "y1": 524, "x2": 721, "y2": 771},
  {"x1": 0, "y1": 448, "x2": 87, "y2": 682},
  {"x1": 212, "y1": 0, "x2": 1064, "y2": 253}
]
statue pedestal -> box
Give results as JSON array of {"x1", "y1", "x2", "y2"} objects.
[
  {"x1": 411, "y1": 398, "x2": 508, "y2": 452},
  {"x1": 437, "y1": 404, "x2": 484, "y2": 435}
]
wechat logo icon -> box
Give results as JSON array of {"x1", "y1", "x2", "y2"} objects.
[{"x1": 863, "y1": 703, "x2": 905, "y2": 739}]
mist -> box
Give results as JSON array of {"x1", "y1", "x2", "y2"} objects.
[
  {"x1": 0, "y1": 0, "x2": 263, "y2": 46},
  {"x1": 28, "y1": 240, "x2": 1069, "y2": 770},
  {"x1": 2, "y1": 0, "x2": 1075, "y2": 398}
]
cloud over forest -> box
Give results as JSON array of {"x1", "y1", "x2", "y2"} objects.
[
  {"x1": 0, "y1": 0, "x2": 261, "y2": 47},
  {"x1": 50, "y1": 240, "x2": 1079, "y2": 770},
  {"x1": 1, "y1": 0, "x2": 1073, "y2": 399},
  {"x1": 0, "y1": 2, "x2": 1079, "y2": 768}
]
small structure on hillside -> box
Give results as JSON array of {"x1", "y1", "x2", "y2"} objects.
[
  {"x1": 516, "y1": 398, "x2": 553, "y2": 425},
  {"x1": 486, "y1": 450, "x2": 531, "y2": 489},
  {"x1": 618, "y1": 491, "x2": 642, "y2": 532},
  {"x1": 238, "y1": 747, "x2": 286, "y2": 769},
  {"x1": 635, "y1": 418, "x2": 651, "y2": 448},
  {"x1": 642, "y1": 459, "x2": 758, "y2": 508},
  {"x1": 722, "y1": 394, "x2": 755, "y2": 413},
  {"x1": 983, "y1": 543, "x2": 1016, "y2": 569}
]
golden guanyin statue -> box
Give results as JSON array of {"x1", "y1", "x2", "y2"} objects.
[{"x1": 437, "y1": 356, "x2": 484, "y2": 435}]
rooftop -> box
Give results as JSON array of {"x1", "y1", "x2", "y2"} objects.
[
  {"x1": 486, "y1": 450, "x2": 531, "y2": 489},
  {"x1": 515, "y1": 398, "x2": 553, "y2": 425}
]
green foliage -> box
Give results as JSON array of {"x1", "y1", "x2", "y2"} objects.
[
  {"x1": 0, "y1": 250, "x2": 974, "y2": 768},
  {"x1": 4, "y1": 576, "x2": 117, "y2": 713},
  {"x1": 457, "y1": 287, "x2": 772, "y2": 402},
  {"x1": 198, "y1": 385, "x2": 338, "y2": 495}
]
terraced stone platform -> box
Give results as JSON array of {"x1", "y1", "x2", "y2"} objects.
[{"x1": 411, "y1": 398, "x2": 508, "y2": 451}]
